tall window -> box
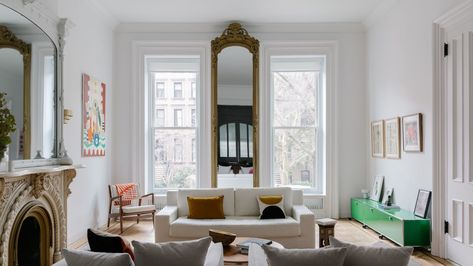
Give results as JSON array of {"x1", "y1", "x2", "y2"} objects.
[
  {"x1": 174, "y1": 109, "x2": 183, "y2": 127},
  {"x1": 271, "y1": 55, "x2": 325, "y2": 194},
  {"x1": 149, "y1": 55, "x2": 200, "y2": 191},
  {"x1": 156, "y1": 109, "x2": 165, "y2": 127},
  {"x1": 156, "y1": 82, "x2": 165, "y2": 98},
  {"x1": 173, "y1": 82, "x2": 183, "y2": 98},
  {"x1": 191, "y1": 82, "x2": 196, "y2": 98}
]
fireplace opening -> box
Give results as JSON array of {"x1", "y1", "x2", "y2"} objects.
[
  {"x1": 9, "y1": 204, "x2": 52, "y2": 266},
  {"x1": 18, "y1": 216, "x2": 41, "y2": 266}
]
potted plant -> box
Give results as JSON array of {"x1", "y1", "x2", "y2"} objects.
[{"x1": 0, "y1": 92, "x2": 16, "y2": 161}]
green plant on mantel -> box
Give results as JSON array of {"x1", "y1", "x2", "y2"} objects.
[{"x1": 0, "y1": 92, "x2": 16, "y2": 161}]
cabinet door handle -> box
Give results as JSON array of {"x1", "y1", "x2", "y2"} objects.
[
  {"x1": 389, "y1": 217, "x2": 393, "y2": 221},
  {"x1": 370, "y1": 208, "x2": 374, "y2": 212}
]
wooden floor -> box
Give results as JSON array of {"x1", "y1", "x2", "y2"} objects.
[{"x1": 76, "y1": 217, "x2": 451, "y2": 266}]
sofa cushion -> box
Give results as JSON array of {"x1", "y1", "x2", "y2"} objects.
[
  {"x1": 234, "y1": 187, "x2": 293, "y2": 216},
  {"x1": 169, "y1": 216, "x2": 300, "y2": 238},
  {"x1": 187, "y1": 195, "x2": 225, "y2": 219},
  {"x1": 262, "y1": 245, "x2": 347, "y2": 266},
  {"x1": 62, "y1": 249, "x2": 134, "y2": 266},
  {"x1": 330, "y1": 237, "x2": 413, "y2": 266},
  {"x1": 87, "y1": 228, "x2": 134, "y2": 260},
  {"x1": 132, "y1": 237, "x2": 211, "y2": 266},
  {"x1": 178, "y1": 188, "x2": 235, "y2": 216}
]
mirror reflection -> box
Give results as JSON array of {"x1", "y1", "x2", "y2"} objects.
[
  {"x1": 217, "y1": 46, "x2": 253, "y2": 188},
  {"x1": 0, "y1": 5, "x2": 57, "y2": 160}
]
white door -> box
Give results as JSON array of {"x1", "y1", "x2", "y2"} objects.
[{"x1": 444, "y1": 18, "x2": 473, "y2": 266}]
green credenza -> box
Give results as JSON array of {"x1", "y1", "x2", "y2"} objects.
[{"x1": 351, "y1": 198, "x2": 431, "y2": 247}]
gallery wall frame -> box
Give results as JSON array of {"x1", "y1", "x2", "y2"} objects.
[
  {"x1": 385, "y1": 117, "x2": 401, "y2": 159},
  {"x1": 402, "y1": 113, "x2": 423, "y2": 152}
]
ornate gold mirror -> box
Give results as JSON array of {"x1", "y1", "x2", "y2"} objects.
[{"x1": 211, "y1": 23, "x2": 259, "y2": 188}]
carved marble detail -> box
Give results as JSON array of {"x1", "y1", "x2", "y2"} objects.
[{"x1": 0, "y1": 166, "x2": 76, "y2": 264}]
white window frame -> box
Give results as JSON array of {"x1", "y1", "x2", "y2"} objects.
[
  {"x1": 261, "y1": 42, "x2": 339, "y2": 218},
  {"x1": 132, "y1": 42, "x2": 211, "y2": 194}
]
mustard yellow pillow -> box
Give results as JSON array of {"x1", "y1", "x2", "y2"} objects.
[{"x1": 187, "y1": 195, "x2": 225, "y2": 219}]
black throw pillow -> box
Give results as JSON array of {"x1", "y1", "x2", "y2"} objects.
[{"x1": 87, "y1": 228, "x2": 134, "y2": 260}]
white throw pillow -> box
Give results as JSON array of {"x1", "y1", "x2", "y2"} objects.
[
  {"x1": 257, "y1": 195, "x2": 286, "y2": 219},
  {"x1": 241, "y1": 167, "x2": 252, "y2": 174},
  {"x1": 218, "y1": 165, "x2": 231, "y2": 174}
]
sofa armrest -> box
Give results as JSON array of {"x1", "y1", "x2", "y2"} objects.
[
  {"x1": 204, "y1": 242, "x2": 224, "y2": 266},
  {"x1": 155, "y1": 206, "x2": 178, "y2": 242},
  {"x1": 292, "y1": 205, "x2": 314, "y2": 222},
  {"x1": 248, "y1": 244, "x2": 268, "y2": 266},
  {"x1": 292, "y1": 205, "x2": 315, "y2": 247}
]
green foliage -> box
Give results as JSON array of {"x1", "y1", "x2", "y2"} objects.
[{"x1": 0, "y1": 92, "x2": 16, "y2": 159}]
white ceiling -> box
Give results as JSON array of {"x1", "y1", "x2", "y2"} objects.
[{"x1": 96, "y1": 0, "x2": 389, "y2": 23}]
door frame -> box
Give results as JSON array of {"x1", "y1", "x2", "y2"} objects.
[{"x1": 432, "y1": 0, "x2": 473, "y2": 258}]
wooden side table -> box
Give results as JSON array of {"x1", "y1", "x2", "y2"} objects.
[
  {"x1": 316, "y1": 218, "x2": 337, "y2": 247},
  {"x1": 223, "y1": 237, "x2": 283, "y2": 265}
]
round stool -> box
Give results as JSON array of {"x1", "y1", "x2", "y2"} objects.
[{"x1": 316, "y1": 218, "x2": 337, "y2": 247}]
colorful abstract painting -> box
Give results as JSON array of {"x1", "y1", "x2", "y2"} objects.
[{"x1": 82, "y1": 74, "x2": 106, "y2": 156}]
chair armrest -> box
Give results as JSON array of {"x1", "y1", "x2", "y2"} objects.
[
  {"x1": 157, "y1": 206, "x2": 178, "y2": 223},
  {"x1": 292, "y1": 205, "x2": 314, "y2": 222},
  {"x1": 139, "y1": 193, "x2": 155, "y2": 205},
  {"x1": 110, "y1": 195, "x2": 123, "y2": 210},
  {"x1": 248, "y1": 244, "x2": 268, "y2": 266}
]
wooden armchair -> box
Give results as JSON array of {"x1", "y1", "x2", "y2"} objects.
[{"x1": 108, "y1": 183, "x2": 156, "y2": 233}]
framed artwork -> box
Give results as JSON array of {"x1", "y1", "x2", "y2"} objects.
[
  {"x1": 82, "y1": 73, "x2": 106, "y2": 156},
  {"x1": 371, "y1": 120, "x2": 385, "y2": 158},
  {"x1": 370, "y1": 175, "x2": 384, "y2": 202},
  {"x1": 402, "y1": 113, "x2": 423, "y2": 152},
  {"x1": 414, "y1": 189, "x2": 431, "y2": 218},
  {"x1": 385, "y1": 117, "x2": 401, "y2": 159}
]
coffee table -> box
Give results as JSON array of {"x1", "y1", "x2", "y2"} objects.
[{"x1": 223, "y1": 237, "x2": 283, "y2": 265}]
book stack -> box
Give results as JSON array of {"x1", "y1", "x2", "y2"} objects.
[
  {"x1": 236, "y1": 238, "x2": 272, "y2": 254},
  {"x1": 378, "y1": 203, "x2": 400, "y2": 210}
]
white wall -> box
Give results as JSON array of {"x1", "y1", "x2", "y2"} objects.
[
  {"x1": 57, "y1": 0, "x2": 115, "y2": 243},
  {"x1": 113, "y1": 24, "x2": 367, "y2": 218},
  {"x1": 366, "y1": 0, "x2": 466, "y2": 211}
]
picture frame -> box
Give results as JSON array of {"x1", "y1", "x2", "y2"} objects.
[
  {"x1": 402, "y1": 113, "x2": 423, "y2": 152},
  {"x1": 82, "y1": 73, "x2": 106, "y2": 156},
  {"x1": 385, "y1": 117, "x2": 400, "y2": 159},
  {"x1": 371, "y1": 120, "x2": 385, "y2": 158},
  {"x1": 370, "y1": 176, "x2": 384, "y2": 202},
  {"x1": 414, "y1": 189, "x2": 431, "y2": 218}
]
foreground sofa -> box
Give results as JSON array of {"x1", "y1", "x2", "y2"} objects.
[{"x1": 155, "y1": 187, "x2": 315, "y2": 248}]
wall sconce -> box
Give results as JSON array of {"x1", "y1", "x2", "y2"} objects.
[{"x1": 64, "y1": 109, "x2": 73, "y2": 124}]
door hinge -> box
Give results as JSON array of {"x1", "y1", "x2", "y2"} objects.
[
  {"x1": 444, "y1": 43, "x2": 449, "y2": 57},
  {"x1": 444, "y1": 220, "x2": 449, "y2": 234}
]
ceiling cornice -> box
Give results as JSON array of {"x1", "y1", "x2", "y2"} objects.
[{"x1": 116, "y1": 22, "x2": 366, "y2": 34}]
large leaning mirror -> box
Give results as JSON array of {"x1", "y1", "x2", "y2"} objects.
[
  {"x1": 211, "y1": 23, "x2": 259, "y2": 188},
  {"x1": 0, "y1": 4, "x2": 57, "y2": 161}
]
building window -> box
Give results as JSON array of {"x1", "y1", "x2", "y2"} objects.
[
  {"x1": 191, "y1": 82, "x2": 196, "y2": 98},
  {"x1": 173, "y1": 82, "x2": 183, "y2": 98},
  {"x1": 174, "y1": 109, "x2": 183, "y2": 127},
  {"x1": 148, "y1": 56, "x2": 200, "y2": 191},
  {"x1": 156, "y1": 82, "x2": 165, "y2": 98},
  {"x1": 156, "y1": 109, "x2": 165, "y2": 127},
  {"x1": 271, "y1": 55, "x2": 325, "y2": 194},
  {"x1": 191, "y1": 109, "x2": 196, "y2": 127}
]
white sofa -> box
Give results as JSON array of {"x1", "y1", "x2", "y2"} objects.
[{"x1": 155, "y1": 187, "x2": 315, "y2": 248}]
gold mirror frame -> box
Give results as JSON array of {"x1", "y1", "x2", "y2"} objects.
[
  {"x1": 0, "y1": 25, "x2": 31, "y2": 159},
  {"x1": 211, "y1": 23, "x2": 259, "y2": 187}
]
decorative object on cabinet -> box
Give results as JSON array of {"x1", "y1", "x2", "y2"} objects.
[
  {"x1": 0, "y1": 92, "x2": 16, "y2": 161},
  {"x1": 82, "y1": 74, "x2": 106, "y2": 156},
  {"x1": 370, "y1": 175, "x2": 384, "y2": 202},
  {"x1": 402, "y1": 113, "x2": 423, "y2": 152},
  {"x1": 64, "y1": 109, "x2": 73, "y2": 124},
  {"x1": 384, "y1": 117, "x2": 400, "y2": 159},
  {"x1": 371, "y1": 120, "x2": 384, "y2": 158},
  {"x1": 381, "y1": 187, "x2": 393, "y2": 206},
  {"x1": 414, "y1": 189, "x2": 431, "y2": 218},
  {"x1": 351, "y1": 198, "x2": 431, "y2": 247}
]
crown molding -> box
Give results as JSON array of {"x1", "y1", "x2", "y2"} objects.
[{"x1": 116, "y1": 22, "x2": 365, "y2": 34}]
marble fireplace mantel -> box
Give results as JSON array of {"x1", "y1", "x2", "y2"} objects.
[{"x1": 0, "y1": 165, "x2": 79, "y2": 265}]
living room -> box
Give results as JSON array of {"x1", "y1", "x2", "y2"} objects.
[{"x1": 0, "y1": 0, "x2": 472, "y2": 265}]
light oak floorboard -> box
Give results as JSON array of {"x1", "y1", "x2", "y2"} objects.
[{"x1": 97, "y1": 217, "x2": 450, "y2": 266}]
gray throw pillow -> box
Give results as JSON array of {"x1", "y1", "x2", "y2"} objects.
[
  {"x1": 132, "y1": 236, "x2": 211, "y2": 266},
  {"x1": 262, "y1": 245, "x2": 347, "y2": 266},
  {"x1": 62, "y1": 249, "x2": 134, "y2": 266},
  {"x1": 329, "y1": 237, "x2": 413, "y2": 266}
]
